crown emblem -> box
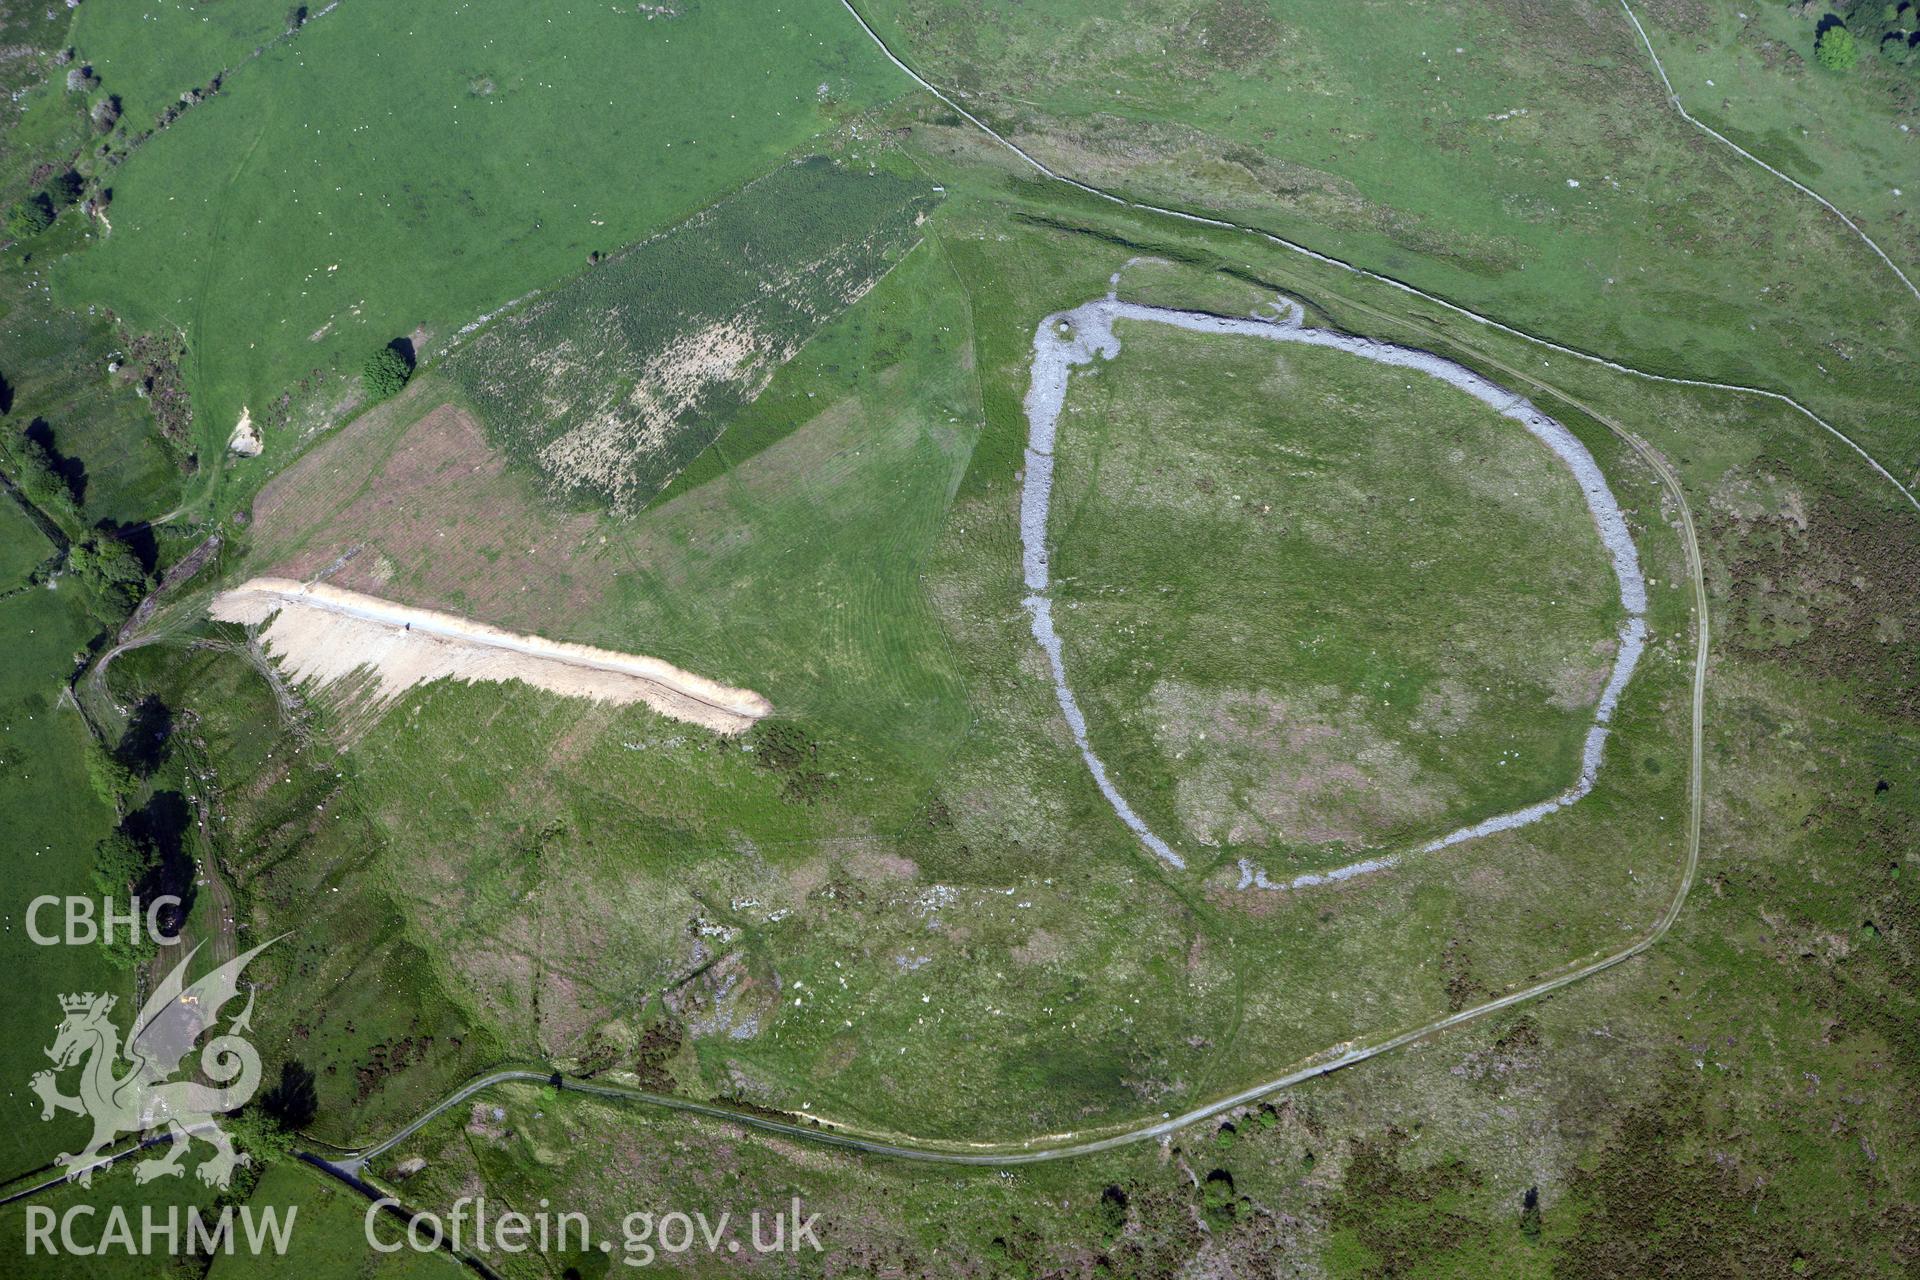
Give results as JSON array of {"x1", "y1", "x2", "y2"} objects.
[{"x1": 33, "y1": 939, "x2": 277, "y2": 1191}]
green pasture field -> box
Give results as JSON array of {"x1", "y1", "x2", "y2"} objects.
[
  {"x1": 99, "y1": 635, "x2": 506, "y2": 1150},
  {"x1": 857, "y1": 0, "x2": 1920, "y2": 468},
  {"x1": 52, "y1": 0, "x2": 907, "y2": 512},
  {"x1": 260, "y1": 227, "x2": 1000, "y2": 1120},
  {"x1": 0, "y1": 580, "x2": 118, "y2": 1179},
  {"x1": 0, "y1": 267, "x2": 185, "y2": 529},
  {"x1": 69, "y1": 0, "x2": 300, "y2": 131},
  {"x1": 445, "y1": 157, "x2": 935, "y2": 509},
  {"x1": 0, "y1": 97, "x2": 192, "y2": 1189},
  {"x1": 206, "y1": 1163, "x2": 463, "y2": 1279},
  {"x1": 270, "y1": 158, "x2": 1920, "y2": 1272},
  {"x1": 1048, "y1": 320, "x2": 1623, "y2": 873},
  {"x1": 0, "y1": 1155, "x2": 225, "y2": 1279},
  {"x1": 0, "y1": 497, "x2": 51, "y2": 586},
  {"x1": 0, "y1": 258, "x2": 211, "y2": 1185},
  {"x1": 0, "y1": 0, "x2": 1916, "y2": 1273},
  {"x1": 0, "y1": 4, "x2": 91, "y2": 212},
  {"x1": 1022, "y1": 146, "x2": 1920, "y2": 1265}
]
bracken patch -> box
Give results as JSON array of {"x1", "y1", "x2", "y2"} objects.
[{"x1": 445, "y1": 158, "x2": 933, "y2": 511}]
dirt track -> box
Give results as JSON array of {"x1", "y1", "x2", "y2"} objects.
[{"x1": 209, "y1": 578, "x2": 770, "y2": 734}]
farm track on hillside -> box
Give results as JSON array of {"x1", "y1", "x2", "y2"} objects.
[
  {"x1": 0, "y1": 263, "x2": 1713, "y2": 1220},
  {"x1": 286, "y1": 1, "x2": 1750, "y2": 1181}
]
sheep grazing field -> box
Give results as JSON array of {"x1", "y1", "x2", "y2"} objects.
[{"x1": 53, "y1": 0, "x2": 905, "y2": 513}]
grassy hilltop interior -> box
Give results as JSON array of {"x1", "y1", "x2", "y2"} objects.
[
  {"x1": 1048, "y1": 315, "x2": 1624, "y2": 872},
  {"x1": 0, "y1": 0, "x2": 1914, "y2": 1275}
]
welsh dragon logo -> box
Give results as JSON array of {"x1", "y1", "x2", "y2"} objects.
[{"x1": 29, "y1": 940, "x2": 275, "y2": 1189}]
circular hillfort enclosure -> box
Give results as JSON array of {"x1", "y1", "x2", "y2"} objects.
[{"x1": 1020, "y1": 289, "x2": 1649, "y2": 888}]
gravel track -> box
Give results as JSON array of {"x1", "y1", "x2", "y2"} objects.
[
  {"x1": 248, "y1": 5, "x2": 1724, "y2": 1182},
  {"x1": 0, "y1": 0, "x2": 1747, "y2": 1212}
]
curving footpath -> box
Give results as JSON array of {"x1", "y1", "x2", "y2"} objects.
[{"x1": 0, "y1": 327, "x2": 1706, "y2": 1200}]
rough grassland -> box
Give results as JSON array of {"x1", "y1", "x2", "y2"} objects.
[
  {"x1": 0, "y1": 4, "x2": 1909, "y2": 1267},
  {"x1": 0, "y1": 581, "x2": 118, "y2": 1178},
  {"x1": 100, "y1": 633, "x2": 508, "y2": 1149},
  {"x1": 0, "y1": 5, "x2": 85, "y2": 211},
  {"x1": 0, "y1": 227, "x2": 187, "y2": 1184},
  {"x1": 1630, "y1": 0, "x2": 1919, "y2": 275},
  {"x1": 244, "y1": 385, "x2": 608, "y2": 625},
  {"x1": 445, "y1": 158, "x2": 934, "y2": 509},
  {"x1": 0, "y1": 1157, "x2": 222, "y2": 1278},
  {"x1": 271, "y1": 155, "x2": 1917, "y2": 1277},
  {"x1": 195, "y1": 180, "x2": 1688, "y2": 1144},
  {"x1": 859, "y1": 0, "x2": 1919, "y2": 469},
  {"x1": 0, "y1": 497, "x2": 49, "y2": 586},
  {"x1": 0, "y1": 266, "x2": 183, "y2": 526},
  {"x1": 204, "y1": 1164, "x2": 463, "y2": 1278},
  {"x1": 53, "y1": 0, "x2": 905, "y2": 503},
  {"x1": 1048, "y1": 321, "x2": 1621, "y2": 870}
]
